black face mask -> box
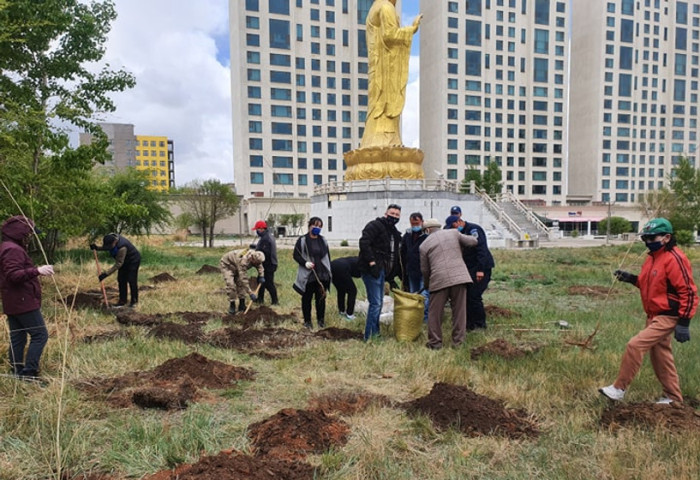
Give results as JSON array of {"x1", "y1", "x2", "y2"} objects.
[{"x1": 386, "y1": 216, "x2": 399, "y2": 226}]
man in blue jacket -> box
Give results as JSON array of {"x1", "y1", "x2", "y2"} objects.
[
  {"x1": 400, "y1": 212, "x2": 428, "y2": 322},
  {"x1": 91, "y1": 233, "x2": 141, "y2": 308},
  {"x1": 445, "y1": 214, "x2": 495, "y2": 330}
]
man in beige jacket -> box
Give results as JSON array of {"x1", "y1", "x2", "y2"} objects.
[
  {"x1": 419, "y1": 218, "x2": 477, "y2": 349},
  {"x1": 220, "y1": 250, "x2": 265, "y2": 314}
]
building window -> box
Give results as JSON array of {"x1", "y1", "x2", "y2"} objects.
[{"x1": 250, "y1": 172, "x2": 264, "y2": 184}]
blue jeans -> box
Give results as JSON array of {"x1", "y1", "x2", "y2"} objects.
[
  {"x1": 7, "y1": 309, "x2": 48, "y2": 376},
  {"x1": 362, "y1": 269, "x2": 385, "y2": 340},
  {"x1": 407, "y1": 274, "x2": 429, "y2": 323}
]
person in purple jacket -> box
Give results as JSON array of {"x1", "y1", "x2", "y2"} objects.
[{"x1": 0, "y1": 215, "x2": 54, "y2": 379}]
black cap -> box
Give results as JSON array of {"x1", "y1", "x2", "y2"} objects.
[
  {"x1": 450, "y1": 205, "x2": 462, "y2": 215},
  {"x1": 101, "y1": 233, "x2": 118, "y2": 248}
]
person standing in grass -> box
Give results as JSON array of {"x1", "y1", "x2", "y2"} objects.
[
  {"x1": 293, "y1": 217, "x2": 331, "y2": 329},
  {"x1": 220, "y1": 250, "x2": 265, "y2": 314},
  {"x1": 358, "y1": 204, "x2": 402, "y2": 341},
  {"x1": 331, "y1": 256, "x2": 361, "y2": 320},
  {"x1": 419, "y1": 218, "x2": 477, "y2": 350},
  {"x1": 90, "y1": 233, "x2": 141, "y2": 308},
  {"x1": 0, "y1": 215, "x2": 54, "y2": 380},
  {"x1": 250, "y1": 220, "x2": 278, "y2": 305},
  {"x1": 601, "y1": 218, "x2": 698, "y2": 404},
  {"x1": 400, "y1": 212, "x2": 428, "y2": 322}
]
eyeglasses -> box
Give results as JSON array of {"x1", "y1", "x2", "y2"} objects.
[{"x1": 387, "y1": 204, "x2": 402, "y2": 211}]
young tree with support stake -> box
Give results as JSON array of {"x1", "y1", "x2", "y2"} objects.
[{"x1": 175, "y1": 179, "x2": 240, "y2": 248}]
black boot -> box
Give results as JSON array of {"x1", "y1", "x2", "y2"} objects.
[
  {"x1": 318, "y1": 319, "x2": 325, "y2": 328},
  {"x1": 238, "y1": 299, "x2": 246, "y2": 313},
  {"x1": 228, "y1": 301, "x2": 237, "y2": 314}
]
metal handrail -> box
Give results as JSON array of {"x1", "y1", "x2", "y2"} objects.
[
  {"x1": 474, "y1": 187, "x2": 524, "y2": 238},
  {"x1": 503, "y1": 191, "x2": 551, "y2": 235},
  {"x1": 313, "y1": 178, "x2": 461, "y2": 195}
]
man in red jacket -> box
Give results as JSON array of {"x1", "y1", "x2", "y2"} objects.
[
  {"x1": 601, "y1": 218, "x2": 698, "y2": 404},
  {"x1": 0, "y1": 215, "x2": 54, "y2": 379}
]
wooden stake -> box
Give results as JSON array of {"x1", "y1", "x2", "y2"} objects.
[{"x1": 93, "y1": 249, "x2": 109, "y2": 307}]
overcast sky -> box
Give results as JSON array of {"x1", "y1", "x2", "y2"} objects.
[{"x1": 99, "y1": 0, "x2": 421, "y2": 186}]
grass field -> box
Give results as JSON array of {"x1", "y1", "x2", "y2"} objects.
[{"x1": 1, "y1": 238, "x2": 699, "y2": 480}]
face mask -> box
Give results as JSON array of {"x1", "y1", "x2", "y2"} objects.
[
  {"x1": 311, "y1": 227, "x2": 322, "y2": 236},
  {"x1": 256, "y1": 230, "x2": 264, "y2": 237},
  {"x1": 457, "y1": 226, "x2": 464, "y2": 232},
  {"x1": 386, "y1": 216, "x2": 399, "y2": 226},
  {"x1": 645, "y1": 241, "x2": 664, "y2": 252},
  {"x1": 411, "y1": 226, "x2": 422, "y2": 232}
]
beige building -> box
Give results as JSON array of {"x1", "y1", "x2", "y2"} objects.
[
  {"x1": 229, "y1": 0, "x2": 383, "y2": 201},
  {"x1": 420, "y1": 0, "x2": 569, "y2": 206},
  {"x1": 570, "y1": 0, "x2": 700, "y2": 206}
]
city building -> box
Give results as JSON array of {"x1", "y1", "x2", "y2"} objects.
[
  {"x1": 420, "y1": 0, "x2": 570, "y2": 206},
  {"x1": 80, "y1": 123, "x2": 175, "y2": 192},
  {"x1": 569, "y1": 0, "x2": 700, "y2": 205},
  {"x1": 230, "y1": 0, "x2": 377, "y2": 200}
]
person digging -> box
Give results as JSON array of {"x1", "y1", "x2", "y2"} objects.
[
  {"x1": 90, "y1": 233, "x2": 141, "y2": 308},
  {"x1": 601, "y1": 218, "x2": 698, "y2": 404},
  {"x1": 220, "y1": 249, "x2": 265, "y2": 314}
]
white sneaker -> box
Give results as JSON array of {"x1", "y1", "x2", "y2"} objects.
[
  {"x1": 599, "y1": 384, "x2": 625, "y2": 401},
  {"x1": 655, "y1": 397, "x2": 673, "y2": 404},
  {"x1": 344, "y1": 313, "x2": 356, "y2": 320}
]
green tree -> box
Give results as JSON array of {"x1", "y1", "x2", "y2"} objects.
[
  {"x1": 175, "y1": 179, "x2": 240, "y2": 248},
  {"x1": 459, "y1": 168, "x2": 482, "y2": 193},
  {"x1": 598, "y1": 216, "x2": 632, "y2": 236},
  {"x1": 0, "y1": 0, "x2": 134, "y2": 259},
  {"x1": 459, "y1": 162, "x2": 502, "y2": 196},
  {"x1": 668, "y1": 156, "x2": 700, "y2": 235}
]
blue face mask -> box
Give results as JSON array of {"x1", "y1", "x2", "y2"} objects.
[
  {"x1": 646, "y1": 241, "x2": 664, "y2": 252},
  {"x1": 311, "y1": 227, "x2": 322, "y2": 236},
  {"x1": 256, "y1": 230, "x2": 264, "y2": 237},
  {"x1": 411, "y1": 226, "x2": 422, "y2": 232},
  {"x1": 457, "y1": 226, "x2": 464, "y2": 232}
]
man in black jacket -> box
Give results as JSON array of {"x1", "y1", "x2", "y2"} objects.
[
  {"x1": 358, "y1": 203, "x2": 402, "y2": 340},
  {"x1": 251, "y1": 220, "x2": 278, "y2": 305},
  {"x1": 90, "y1": 233, "x2": 141, "y2": 308},
  {"x1": 331, "y1": 256, "x2": 361, "y2": 320},
  {"x1": 445, "y1": 214, "x2": 495, "y2": 329}
]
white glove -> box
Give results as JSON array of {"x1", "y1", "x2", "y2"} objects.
[
  {"x1": 37, "y1": 265, "x2": 54, "y2": 276},
  {"x1": 305, "y1": 261, "x2": 315, "y2": 269}
]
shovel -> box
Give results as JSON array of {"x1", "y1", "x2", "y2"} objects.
[
  {"x1": 93, "y1": 249, "x2": 110, "y2": 308},
  {"x1": 244, "y1": 283, "x2": 262, "y2": 315}
]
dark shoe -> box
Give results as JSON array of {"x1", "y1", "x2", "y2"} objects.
[
  {"x1": 228, "y1": 301, "x2": 237, "y2": 314},
  {"x1": 426, "y1": 342, "x2": 442, "y2": 350},
  {"x1": 238, "y1": 300, "x2": 246, "y2": 313},
  {"x1": 303, "y1": 322, "x2": 312, "y2": 329},
  {"x1": 112, "y1": 302, "x2": 127, "y2": 309},
  {"x1": 271, "y1": 302, "x2": 279, "y2": 306},
  {"x1": 129, "y1": 302, "x2": 138, "y2": 308},
  {"x1": 318, "y1": 320, "x2": 325, "y2": 328}
]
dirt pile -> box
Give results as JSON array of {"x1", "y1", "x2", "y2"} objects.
[
  {"x1": 600, "y1": 402, "x2": 700, "y2": 433},
  {"x1": 150, "y1": 272, "x2": 177, "y2": 283},
  {"x1": 314, "y1": 327, "x2": 364, "y2": 341},
  {"x1": 224, "y1": 306, "x2": 298, "y2": 329},
  {"x1": 66, "y1": 292, "x2": 111, "y2": 310},
  {"x1": 470, "y1": 339, "x2": 543, "y2": 360},
  {"x1": 402, "y1": 382, "x2": 539, "y2": 439},
  {"x1": 308, "y1": 390, "x2": 393, "y2": 415},
  {"x1": 149, "y1": 322, "x2": 204, "y2": 343},
  {"x1": 248, "y1": 408, "x2": 351, "y2": 460},
  {"x1": 115, "y1": 310, "x2": 163, "y2": 326},
  {"x1": 208, "y1": 327, "x2": 311, "y2": 354},
  {"x1": 196, "y1": 264, "x2": 221, "y2": 274},
  {"x1": 142, "y1": 451, "x2": 316, "y2": 480},
  {"x1": 76, "y1": 353, "x2": 254, "y2": 409}
]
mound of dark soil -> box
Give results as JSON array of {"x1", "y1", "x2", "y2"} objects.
[
  {"x1": 196, "y1": 264, "x2": 221, "y2": 275},
  {"x1": 402, "y1": 382, "x2": 539, "y2": 439},
  {"x1": 224, "y1": 306, "x2": 298, "y2": 329},
  {"x1": 248, "y1": 408, "x2": 351, "y2": 460},
  {"x1": 76, "y1": 353, "x2": 253, "y2": 409},
  {"x1": 149, "y1": 322, "x2": 204, "y2": 344},
  {"x1": 600, "y1": 402, "x2": 700, "y2": 433},
  {"x1": 207, "y1": 327, "x2": 311, "y2": 352},
  {"x1": 66, "y1": 292, "x2": 112, "y2": 310},
  {"x1": 568, "y1": 285, "x2": 615, "y2": 297},
  {"x1": 470, "y1": 339, "x2": 543, "y2": 360},
  {"x1": 150, "y1": 272, "x2": 177, "y2": 283},
  {"x1": 308, "y1": 390, "x2": 393, "y2": 415},
  {"x1": 485, "y1": 305, "x2": 521, "y2": 318},
  {"x1": 142, "y1": 451, "x2": 316, "y2": 480},
  {"x1": 314, "y1": 327, "x2": 364, "y2": 341}
]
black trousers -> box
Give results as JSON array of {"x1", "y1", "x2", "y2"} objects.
[
  {"x1": 257, "y1": 268, "x2": 278, "y2": 304},
  {"x1": 332, "y1": 275, "x2": 357, "y2": 315},
  {"x1": 7, "y1": 309, "x2": 48, "y2": 376},
  {"x1": 466, "y1": 268, "x2": 491, "y2": 329},
  {"x1": 118, "y1": 262, "x2": 140, "y2": 305},
  {"x1": 301, "y1": 281, "x2": 327, "y2": 327}
]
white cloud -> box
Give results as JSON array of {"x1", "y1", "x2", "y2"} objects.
[{"x1": 99, "y1": 0, "x2": 232, "y2": 186}]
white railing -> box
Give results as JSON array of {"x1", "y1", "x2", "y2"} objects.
[
  {"x1": 313, "y1": 178, "x2": 461, "y2": 195},
  {"x1": 502, "y1": 190, "x2": 551, "y2": 236},
  {"x1": 474, "y1": 187, "x2": 525, "y2": 239}
]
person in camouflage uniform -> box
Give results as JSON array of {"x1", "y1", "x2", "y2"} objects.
[{"x1": 220, "y1": 250, "x2": 265, "y2": 314}]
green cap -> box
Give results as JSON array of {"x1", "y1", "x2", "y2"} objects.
[{"x1": 640, "y1": 218, "x2": 673, "y2": 235}]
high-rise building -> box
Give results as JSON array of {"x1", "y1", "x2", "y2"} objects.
[
  {"x1": 80, "y1": 123, "x2": 175, "y2": 192},
  {"x1": 570, "y1": 0, "x2": 700, "y2": 205},
  {"x1": 420, "y1": 0, "x2": 570, "y2": 206},
  {"x1": 230, "y1": 0, "x2": 379, "y2": 199}
]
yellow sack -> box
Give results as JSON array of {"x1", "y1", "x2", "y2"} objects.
[{"x1": 392, "y1": 288, "x2": 425, "y2": 342}]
